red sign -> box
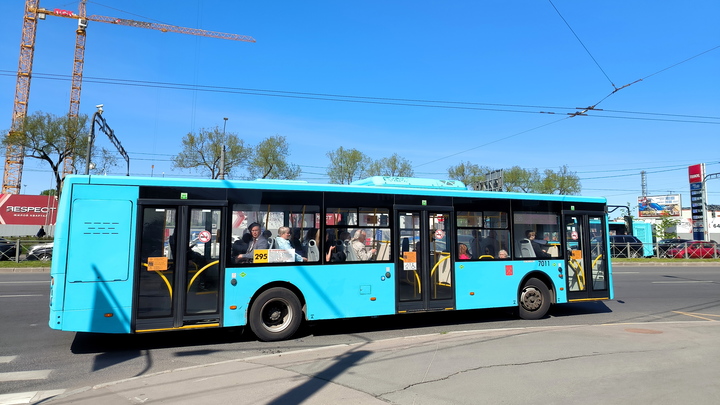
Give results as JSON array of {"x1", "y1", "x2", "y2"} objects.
[
  {"x1": 688, "y1": 164, "x2": 704, "y2": 183},
  {"x1": 0, "y1": 194, "x2": 58, "y2": 225},
  {"x1": 198, "y1": 230, "x2": 212, "y2": 243}
]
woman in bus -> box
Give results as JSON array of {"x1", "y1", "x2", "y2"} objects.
[
  {"x1": 324, "y1": 230, "x2": 346, "y2": 262},
  {"x1": 458, "y1": 243, "x2": 472, "y2": 260}
]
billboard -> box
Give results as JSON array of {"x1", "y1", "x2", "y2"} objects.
[
  {"x1": 0, "y1": 194, "x2": 58, "y2": 225},
  {"x1": 638, "y1": 195, "x2": 681, "y2": 218}
]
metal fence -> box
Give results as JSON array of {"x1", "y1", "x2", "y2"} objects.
[
  {"x1": 0, "y1": 238, "x2": 53, "y2": 262},
  {"x1": 612, "y1": 241, "x2": 720, "y2": 259}
]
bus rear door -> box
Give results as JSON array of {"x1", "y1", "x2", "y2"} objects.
[{"x1": 395, "y1": 207, "x2": 455, "y2": 313}]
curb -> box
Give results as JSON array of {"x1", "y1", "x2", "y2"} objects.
[{"x1": 0, "y1": 267, "x2": 50, "y2": 273}]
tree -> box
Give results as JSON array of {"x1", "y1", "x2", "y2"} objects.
[
  {"x1": 535, "y1": 165, "x2": 581, "y2": 195},
  {"x1": 90, "y1": 147, "x2": 118, "y2": 175},
  {"x1": 447, "y1": 161, "x2": 491, "y2": 190},
  {"x1": 247, "y1": 135, "x2": 301, "y2": 180},
  {"x1": 655, "y1": 212, "x2": 680, "y2": 240},
  {"x1": 2, "y1": 111, "x2": 89, "y2": 198},
  {"x1": 326, "y1": 147, "x2": 370, "y2": 184},
  {"x1": 173, "y1": 126, "x2": 249, "y2": 179},
  {"x1": 366, "y1": 153, "x2": 414, "y2": 177},
  {"x1": 40, "y1": 189, "x2": 57, "y2": 196},
  {"x1": 503, "y1": 166, "x2": 539, "y2": 193},
  {"x1": 503, "y1": 165, "x2": 581, "y2": 195}
]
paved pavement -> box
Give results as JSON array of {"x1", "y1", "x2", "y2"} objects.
[{"x1": 33, "y1": 321, "x2": 720, "y2": 405}]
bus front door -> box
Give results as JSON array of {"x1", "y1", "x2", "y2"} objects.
[
  {"x1": 395, "y1": 208, "x2": 455, "y2": 313},
  {"x1": 135, "y1": 203, "x2": 225, "y2": 332},
  {"x1": 563, "y1": 212, "x2": 610, "y2": 300}
]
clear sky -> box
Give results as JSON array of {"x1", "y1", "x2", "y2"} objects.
[{"x1": 0, "y1": 1, "x2": 718, "y2": 214}]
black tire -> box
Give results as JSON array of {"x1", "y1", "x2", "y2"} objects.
[
  {"x1": 249, "y1": 287, "x2": 302, "y2": 342},
  {"x1": 518, "y1": 278, "x2": 551, "y2": 320},
  {"x1": 38, "y1": 253, "x2": 52, "y2": 261}
]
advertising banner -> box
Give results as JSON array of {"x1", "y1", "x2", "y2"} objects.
[
  {"x1": 0, "y1": 194, "x2": 58, "y2": 225},
  {"x1": 637, "y1": 195, "x2": 681, "y2": 217}
]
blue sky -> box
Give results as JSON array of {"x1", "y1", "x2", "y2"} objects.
[{"x1": 1, "y1": 1, "x2": 718, "y2": 213}]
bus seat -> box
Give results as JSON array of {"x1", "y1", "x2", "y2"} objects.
[
  {"x1": 518, "y1": 239, "x2": 536, "y2": 258},
  {"x1": 306, "y1": 239, "x2": 320, "y2": 262}
]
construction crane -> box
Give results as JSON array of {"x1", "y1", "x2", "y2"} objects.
[{"x1": 3, "y1": 0, "x2": 255, "y2": 194}]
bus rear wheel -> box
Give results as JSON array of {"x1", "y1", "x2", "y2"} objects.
[
  {"x1": 518, "y1": 278, "x2": 550, "y2": 320},
  {"x1": 250, "y1": 287, "x2": 302, "y2": 342}
]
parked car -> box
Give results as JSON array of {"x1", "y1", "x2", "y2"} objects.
[
  {"x1": 0, "y1": 238, "x2": 18, "y2": 260},
  {"x1": 656, "y1": 238, "x2": 692, "y2": 256},
  {"x1": 666, "y1": 241, "x2": 720, "y2": 259},
  {"x1": 609, "y1": 235, "x2": 645, "y2": 258},
  {"x1": 26, "y1": 242, "x2": 53, "y2": 261}
]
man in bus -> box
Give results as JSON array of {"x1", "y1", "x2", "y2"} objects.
[
  {"x1": 236, "y1": 222, "x2": 269, "y2": 263},
  {"x1": 525, "y1": 230, "x2": 551, "y2": 258}
]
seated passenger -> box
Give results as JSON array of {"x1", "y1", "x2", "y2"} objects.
[
  {"x1": 325, "y1": 230, "x2": 346, "y2": 262},
  {"x1": 498, "y1": 249, "x2": 509, "y2": 259},
  {"x1": 275, "y1": 226, "x2": 306, "y2": 262},
  {"x1": 458, "y1": 243, "x2": 471, "y2": 260},
  {"x1": 525, "y1": 230, "x2": 551, "y2": 258},
  {"x1": 236, "y1": 222, "x2": 269, "y2": 263},
  {"x1": 349, "y1": 229, "x2": 376, "y2": 261}
]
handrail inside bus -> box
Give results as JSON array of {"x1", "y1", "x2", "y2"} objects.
[
  {"x1": 142, "y1": 262, "x2": 173, "y2": 299},
  {"x1": 187, "y1": 260, "x2": 220, "y2": 293}
]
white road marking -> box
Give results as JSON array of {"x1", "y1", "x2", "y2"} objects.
[
  {"x1": 0, "y1": 356, "x2": 16, "y2": 364},
  {"x1": 0, "y1": 389, "x2": 65, "y2": 405},
  {"x1": 0, "y1": 370, "x2": 52, "y2": 382},
  {"x1": 652, "y1": 281, "x2": 714, "y2": 284}
]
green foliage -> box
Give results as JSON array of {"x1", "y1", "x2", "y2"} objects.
[
  {"x1": 503, "y1": 165, "x2": 580, "y2": 194},
  {"x1": 366, "y1": 153, "x2": 414, "y2": 177},
  {"x1": 655, "y1": 212, "x2": 680, "y2": 240},
  {"x1": 2, "y1": 111, "x2": 89, "y2": 198},
  {"x1": 247, "y1": 135, "x2": 301, "y2": 180},
  {"x1": 40, "y1": 189, "x2": 57, "y2": 196},
  {"x1": 326, "y1": 147, "x2": 370, "y2": 184},
  {"x1": 447, "y1": 161, "x2": 490, "y2": 190},
  {"x1": 173, "y1": 126, "x2": 249, "y2": 179}
]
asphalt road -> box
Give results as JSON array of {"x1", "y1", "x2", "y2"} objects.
[{"x1": 1, "y1": 264, "x2": 718, "y2": 402}]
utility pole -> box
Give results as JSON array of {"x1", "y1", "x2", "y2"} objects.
[{"x1": 219, "y1": 117, "x2": 228, "y2": 180}]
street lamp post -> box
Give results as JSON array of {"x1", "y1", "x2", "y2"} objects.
[{"x1": 219, "y1": 117, "x2": 228, "y2": 180}]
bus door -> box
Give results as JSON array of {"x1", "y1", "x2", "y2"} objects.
[
  {"x1": 563, "y1": 211, "x2": 610, "y2": 300},
  {"x1": 395, "y1": 207, "x2": 455, "y2": 313},
  {"x1": 135, "y1": 201, "x2": 226, "y2": 332}
]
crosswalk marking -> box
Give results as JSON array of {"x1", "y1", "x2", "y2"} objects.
[
  {"x1": 0, "y1": 357, "x2": 16, "y2": 364},
  {"x1": 0, "y1": 389, "x2": 66, "y2": 405},
  {"x1": 0, "y1": 370, "x2": 52, "y2": 382}
]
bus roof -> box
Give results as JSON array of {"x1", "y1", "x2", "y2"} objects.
[{"x1": 63, "y1": 175, "x2": 606, "y2": 204}]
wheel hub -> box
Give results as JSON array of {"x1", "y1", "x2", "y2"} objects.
[{"x1": 521, "y1": 287, "x2": 542, "y2": 311}]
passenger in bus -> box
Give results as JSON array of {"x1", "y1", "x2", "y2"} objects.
[
  {"x1": 236, "y1": 222, "x2": 269, "y2": 263},
  {"x1": 498, "y1": 249, "x2": 509, "y2": 259},
  {"x1": 525, "y1": 230, "x2": 551, "y2": 258},
  {"x1": 324, "y1": 230, "x2": 346, "y2": 262},
  {"x1": 275, "y1": 227, "x2": 307, "y2": 262},
  {"x1": 480, "y1": 230, "x2": 500, "y2": 257},
  {"x1": 458, "y1": 243, "x2": 471, "y2": 260},
  {"x1": 349, "y1": 229, "x2": 376, "y2": 261}
]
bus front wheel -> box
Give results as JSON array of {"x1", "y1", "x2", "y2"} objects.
[
  {"x1": 250, "y1": 287, "x2": 302, "y2": 342},
  {"x1": 518, "y1": 278, "x2": 550, "y2": 320}
]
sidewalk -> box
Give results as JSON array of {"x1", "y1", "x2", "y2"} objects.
[{"x1": 45, "y1": 321, "x2": 720, "y2": 405}]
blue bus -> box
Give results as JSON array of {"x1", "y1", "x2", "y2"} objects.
[{"x1": 49, "y1": 175, "x2": 612, "y2": 341}]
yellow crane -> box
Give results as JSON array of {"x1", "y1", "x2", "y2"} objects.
[{"x1": 3, "y1": 0, "x2": 255, "y2": 194}]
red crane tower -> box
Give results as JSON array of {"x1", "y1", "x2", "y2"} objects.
[{"x1": 3, "y1": 0, "x2": 255, "y2": 194}]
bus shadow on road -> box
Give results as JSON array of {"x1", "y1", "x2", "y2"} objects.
[
  {"x1": 549, "y1": 301, "x2": 613, "y2": 317},
  {"x1": 70, "y1": 326, "x2": 250, "y2": 354}
]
